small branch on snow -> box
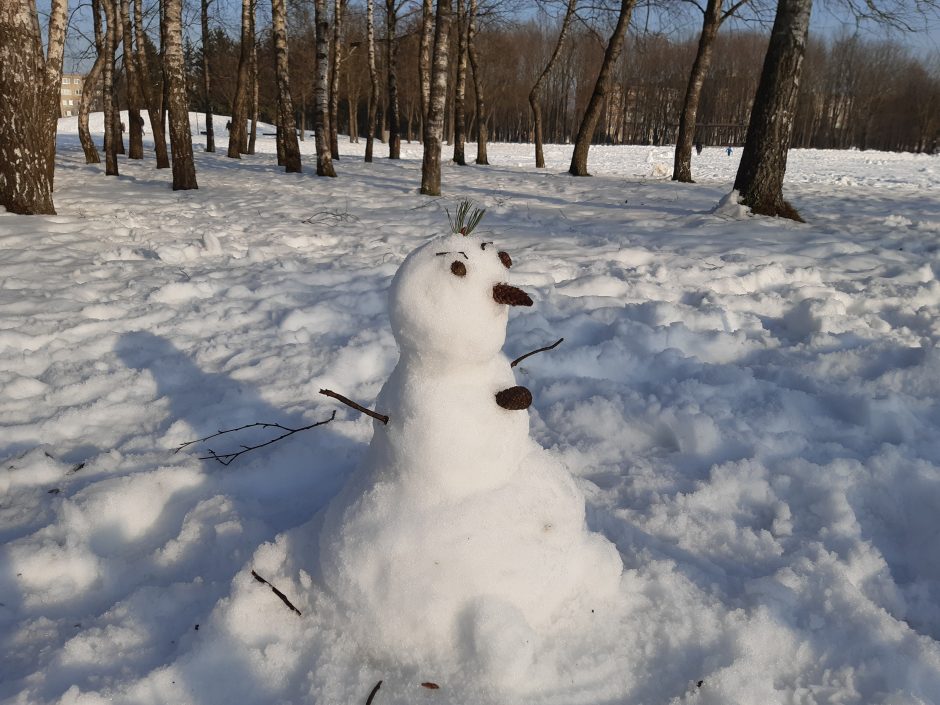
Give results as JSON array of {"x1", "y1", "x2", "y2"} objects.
[
  {"x1": 420, "y1": 682, "x2": 440, "y2": 690},
  {"x1": 250, "y1": 570, "x2": 302, "y2": 616},
  {"x1": 366, "y1": 680, "x2": 383, "y2": 705},
  {"x1": 176, "y1": 412, "x2": 337, "y2": 466},
  {"x1": 510, "y1": 337, "x2": 564, "y2": 368},
  {"x1": 319, "y1": 389, "x2": 389, "y2": 425}
]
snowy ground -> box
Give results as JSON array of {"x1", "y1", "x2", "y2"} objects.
[{"x1": 2, "y1": 114, "x2": 940, "y2": 704}]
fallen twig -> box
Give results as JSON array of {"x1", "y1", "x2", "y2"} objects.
[
  {"x1": 320, "y1": 389, "x2": 389, "y2": 425},
  {"x1": 420, "y1": 682, "x2": 440, "y2": 690},
  {"x1": 366, "y1": 680, "x2": 383, "y2": 705},
  {"x1": 510, "y1": 337, "x2": 564, "y2": 368},
  {"x1": 251, "y1": 570, "x2": 302, "y2": 616},
  {"x1": 176, "y1": 411, "x2": 337, "y2": 466}
]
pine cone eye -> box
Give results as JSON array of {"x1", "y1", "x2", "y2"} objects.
[
  {"x1": 498, "y1": 251, "x2": 512, "y2": 269},
  {"x1": 451, "y1": 260, "x2": 467, "y2": 277}
]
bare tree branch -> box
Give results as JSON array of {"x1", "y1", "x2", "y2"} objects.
[
  {"x1": 511, "y1": 338, "x2": 565, "y2": 368},
  {"x1": 176, "y1": 411, "x2": 337, "y2": 466},
  {"x1": 320, "y1": 389, "x2": 390, "y2": 425}
]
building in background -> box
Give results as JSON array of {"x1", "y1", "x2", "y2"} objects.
[{"x1": 60, "y1": 73, "x2": 103, "y2": 117}]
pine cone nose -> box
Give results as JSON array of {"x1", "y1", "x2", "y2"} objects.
[{"x1": 493, "y1": 283, "x2": 532, "y2": 307}]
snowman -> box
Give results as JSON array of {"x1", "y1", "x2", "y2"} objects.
[{"x1": 318, "y1": 227, "x2": 623, "y2": 684}]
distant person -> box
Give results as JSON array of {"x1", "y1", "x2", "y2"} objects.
[
  {"x1": 695, "y1": 141, "x2": 703, "y2": 155},
  {"x1": 726, "y1": 145, "x2": 733, "y2": 156},
  {"x1": 226, "y1": 120, "x2": 232, "y2": 131}
]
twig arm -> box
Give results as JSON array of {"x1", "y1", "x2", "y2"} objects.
[
  {"x1": 251, "y1": 570, "x2": 302, "y2": 615},
  {"x1": 320, "y1": 389, "x2": 390, "y2": 425},
  {"x1": 510, "y1": 337, "x2": 564, "y2": 368}
]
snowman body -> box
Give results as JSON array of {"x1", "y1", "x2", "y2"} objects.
[{"x1": 318, "y1": 233, "x2": 622, "y2": 675}]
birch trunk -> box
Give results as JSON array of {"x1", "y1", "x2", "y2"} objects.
[
  {"x1": 418, "y1": 0, "x2": 433, "y2": 120},
  {"x1": 165, "y1": 0, "x2": 197, "y2": 189},
  {"x1": 365, "y1": 0, "x2": 378, "y2": 162},
  {"x1": 733, "y1": 0, "x2": 813, "y2": 220},
  {"x1": 329, "y1": 0, "x2": 347, "y2": 158},
  {"x1": 420, "y1": 0, "x2": 452, "y2": 196},
  {"x1": 120, "y1": 0, "x2": 143, "y2": 159},
  {"x1": 102, "y1": 0, "x2": 120, "y2": 175},
  {"x1": 314, "y1": 0, "x2": 336, "y2": 176},
  {"x1": 385, "y1": 0, "x2": 401, "y2": 159},
  {"x1": 248, "y1": 5, "x2": 258, "y2": 155},
  {"x1": 568, "y1": 0, "x2": 636, "y2": 176},
  {"x1": 228, "y1": 0, "x2": 252, "y2": 158},
  {"x1": 0, "y1": 0, "x2": 68, "y2": 214},
  {"x1": 672, "y1": 0, "x2": 723, "y2": 183},
  {"x1": 452, "y1": 0, "x2": 467, "y2": 165},
  {"x1": 466, "y1": 0, "x2": 487, "y2": 164},
  {"x1": 80, "y1": 0, "x2": 105, "y2": 164},
  {"x1": 529, "y1": 0, "x2": 576, "y2": 168},
  {"x1": 201, "y1": 0, "x2": 215, "y2": 152},
  {"x1": 133, "y1": 0, "x2": 169, "y2": 167},
  {"x1": 272, "y1": 0, "x2": 301, "y2": 172}
]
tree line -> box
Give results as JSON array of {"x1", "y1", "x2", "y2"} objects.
[{"x1": 2, "y1": 0, "x2": 938, "y2": 219}]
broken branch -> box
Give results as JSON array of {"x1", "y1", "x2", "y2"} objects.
[
  {"x1": 251, "y1": 570, "x2": 302, "y2": 616},
  {"x1": 319, "y1": 389, "x2": 389, "y2": 425},
  {"x1": 510, "y1": 337, "x2": 564, "y2": 368},
  {"x1": 176, "y1": 412, "x2": 337, "y2": 466}
]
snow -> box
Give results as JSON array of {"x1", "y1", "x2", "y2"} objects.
[{"x1": 1, "y1": 113, "x2": 939, "y2": 704}]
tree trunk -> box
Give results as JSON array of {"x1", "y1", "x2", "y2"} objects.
[
  {"x1": 329, "y1": 0, "x2": 347, "y2": 158},
  {"x1": 228, "y1": 0, "x2": 252, "y2": 158},
  {"x1": 418, "y1": 0, "x2": 433, "y2": 120},
  {"x1": 201, "y1": 0, "x2": 215, "y2": 152},
  {"x1": 733, "y1": 0, "x2": 812, "y2": 220},
  {"x1": 365, "y1": 0, "x2": 378, "y2": 162},
  {"x1": 386, "y1": 0, "x2": 401, "y2": 159},
  {"x1": 120, "y1": 0, "x2": 143, "y2": 159},
  {"x1": 569, "y1": 0, "x2": 636, "y2": 176},
  {"x1": 0, "y1": 0, "x2": 67, "y2": 215},
  {"x1": 103, "y1": 0, "x2": 120, "y2": 175},
  {"x1": 165, "y1": 0, "x2": 197, "y2": 189},
  {"x1": 466, "y1": 0, "x2": 487, "y2": 164},
  {"x1": 672, "y1": 0, "x2": 723, "y2": 183},
  {"x1": 248, "y1": 7, "x2": 258, "y2": 155},
  {"x1": 80, "y1": 0, "x2": 105, "y2": 164},
  {"x1": 452, "y1": 0, "x2": 467, "y2": 165},
  {"x1": 420, "y1": 0, "x2": 452, "y2": 196},
  {"x1": 314, "y1": 0, "x2": 336, "y2": 176},
  {"x1": 133, "y1": 0, "x2": 169, "y2": 167},
  {"x1": 529, "y1": 0, "x2": 576, "y2": 169},
  {"x1": 272, "y1": 0, "x2": 301, "y2": 172}
]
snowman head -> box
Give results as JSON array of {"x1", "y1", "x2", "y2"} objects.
[{"x1": 388, "y1": 233, "x2": 532, "y2": 363}]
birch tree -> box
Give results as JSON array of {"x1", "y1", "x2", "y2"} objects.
[
  {"x1": 418, "y1": 0, "x2": 434, "y2": 125},
  {"x1": 733, "y1": 0, "x2": 813, "y2": 220},
  {"x1": 0, "y1": 0, "x2": 68, "y2": 214},
  {"x1": 202, "y1": 0, "x2": 215, "y2": 152},
  {"x1": 79, "y1": 0, "x2": 105, "y2": 164},
  {"x1": 272, "y1": 0, "x2": 301, "y2": 172},
  {"x1": 452, "y1": 0, "x2": 468, "y2": 165},
  {"x1": 466, "y1": 0, "x2": 488, "y2": 164},
  {"x1": 165, "y1": 0, "x2": 197, "y2": 189},
  {"x1": 365, "y1": 0, "x2": 379, "y2": 162},
  {"x1": 671, "y1": 0, "x2": 750, "y2": 182},
  {"x1": 420, "y1": 0, "x2": 452, "y2": 196},
  {"x1": 102, "y1": 0, "x2": 120, "y2": 175},
  {"x1": 329, "y1": 0, "x2": 348, "y2": 158},
  {"x1": 120, "y1": 0, "x2": 143, "y2": 159},
  {"x1": 385, "y1": 0, "x2": 404, "y2": 159},
  {"x1": 228, "y1": 0, "x2": 252, "y2": 157},
  {"x1": 314, "y1": 0, "x2": 337, "y2": 175},
  {"x1": 529, "y1": 0, "x2": 576, "y2": 168},
  {"x1": 133, "y1": 0, "x2": 169, "y2": 168}
]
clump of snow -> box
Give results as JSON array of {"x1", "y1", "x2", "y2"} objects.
[{"x1": 711, "y1": 189, "x2": 751, "y2": 219}]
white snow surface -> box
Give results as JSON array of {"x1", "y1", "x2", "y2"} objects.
[{"x1": 0, "y1": 114, "x2": 939, "y2": 704}]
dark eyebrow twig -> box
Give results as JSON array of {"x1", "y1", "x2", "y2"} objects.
[{"x1": 435, "y1": 251, "x2": 468, "y2": 259}]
